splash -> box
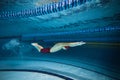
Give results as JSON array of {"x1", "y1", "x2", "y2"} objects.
[
  {"x1": 2, "y1": 39, "x2": 33, "y2": 59},
  {"x1": 2, "y1": 39, "x2": 20, "y2": 50}
]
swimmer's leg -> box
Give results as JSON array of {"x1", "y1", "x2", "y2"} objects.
[{"x1": 31, "y1": 43, "x2": 44, "y2": 52}]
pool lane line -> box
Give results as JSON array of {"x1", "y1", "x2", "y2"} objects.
[{"x1": 86, "y1": 42, "x2": 120, "y2": 46}]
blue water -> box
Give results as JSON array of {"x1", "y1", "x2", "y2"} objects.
[{"x1": 0, "y1": 0, "x2": 120, "y2": 80}]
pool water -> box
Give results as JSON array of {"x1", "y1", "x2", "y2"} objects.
[{"x1": 0, "y1": 0, "x2": 120, "y2": 80}]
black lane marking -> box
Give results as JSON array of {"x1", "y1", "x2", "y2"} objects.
[{"x1": 0, "y1": 69, "x2": 73, "y2": 80}]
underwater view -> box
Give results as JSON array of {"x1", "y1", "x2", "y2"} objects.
[{"x1": 0, "y1": 0, "x2": 120, "y2": 80}]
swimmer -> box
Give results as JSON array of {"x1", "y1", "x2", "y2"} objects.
[{"x1": 31, "y1": 41, "x2": 86, "y2": 53}]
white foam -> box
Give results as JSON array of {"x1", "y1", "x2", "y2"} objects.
[{"x1": 2, "y1": 39, "x2": 20, "y2": 50}]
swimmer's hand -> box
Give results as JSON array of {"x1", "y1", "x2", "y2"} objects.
[
  {"x1": 77, "y1": 41, "x2": 86, "y2": 46},
  {"x1": 69, "y1": 41, "x2": 86, "y2": 47}
]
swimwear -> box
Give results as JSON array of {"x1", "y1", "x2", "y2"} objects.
[
  {"x1": 41, "y1": 48, "x2": 51, "y2": 53},
  {"x1": 64, "y1": 46, "x2": 70, "y2": 50},
  {"x1": 41, "y1": 46, "x2": 69, "y2": 53}
]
